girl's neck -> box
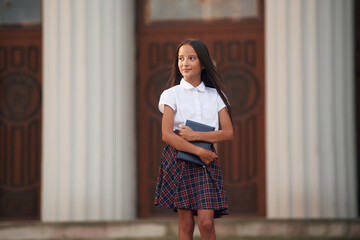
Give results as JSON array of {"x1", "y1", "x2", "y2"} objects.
[{"x1": 184, "y1": 78, "x2": 201, "y2": 88}]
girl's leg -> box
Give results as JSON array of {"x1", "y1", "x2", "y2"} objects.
[
  {"x1": 197, "y1": 209, "x2": 216, "y2": 240},
  {"x1": 178, "y1": 209, "x2": 195, "y2": 240}
]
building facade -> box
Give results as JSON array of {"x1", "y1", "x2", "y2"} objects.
[{"x1": 0, "y1": 0, "x2": 358, "y2": 221}]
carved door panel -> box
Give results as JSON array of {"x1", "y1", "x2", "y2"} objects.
[
  {"x1": 0, "y1": 28, "x2": 42, "y2": 220},
  {"x1": 137, "y1": 0, "x2": 265, "y2": 217}
]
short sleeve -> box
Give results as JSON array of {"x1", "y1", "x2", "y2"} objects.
[
  {"x1": 217, "y1": 92, "x2": 227, "y2": 112},
  {"x1": 158, "y1": 88, "x2": 176, "y2": 113}
]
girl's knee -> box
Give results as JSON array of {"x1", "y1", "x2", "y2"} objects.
[
  {"x1": 179, "y1": 219, "x2": 195, "y2": 236},
  {"x1": 198, "y1": 218, "x2": 214, "y2": 232}
]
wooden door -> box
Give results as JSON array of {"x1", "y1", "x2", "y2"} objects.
[
  {"x1": 137, "y1": 0, "x2": 266, "y2": 218},
  {"x1": 0, "y1": 28, "x2": 42, "y2": 220}
]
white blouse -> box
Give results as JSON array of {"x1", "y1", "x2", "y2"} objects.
[{"x1": 158, "y1": 79, "x2": 226, "y2": 131}]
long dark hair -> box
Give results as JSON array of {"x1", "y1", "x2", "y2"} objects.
[{"x1": 169, "y1": 39, "x2": 232, "y2": 120}]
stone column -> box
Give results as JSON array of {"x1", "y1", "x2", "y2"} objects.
[
  {"x1": 266, "y1": 0, "x2": 357, "y2": 218},
  {"x1": 42, "y1": 0, "x2": 136, "y2": 221}
]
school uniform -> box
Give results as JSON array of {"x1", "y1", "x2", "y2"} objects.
[{"x1": 154, "y1": 78, "x2": 229, "y2": 218}]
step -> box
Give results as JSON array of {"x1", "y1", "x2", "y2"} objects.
[{"x1": 0, "y1": 218, "x2": 359, "y2": 240}]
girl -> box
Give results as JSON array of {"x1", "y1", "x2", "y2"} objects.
[{"x1": 154, "y1": 39, "x2": 234, "y2": 240}]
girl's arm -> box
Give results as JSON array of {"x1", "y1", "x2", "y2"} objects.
[
  {"x1": 162, "y1": 105, "x2": 217, "y2": 165},
  {"x1": 179, "y1": 107, "x2": 234, "y2": 143}
]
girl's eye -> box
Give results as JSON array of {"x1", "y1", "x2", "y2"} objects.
[
  {"x1": 179, "y1": 57, "x2": 184, "y2": 61},
  {"x1": 190, "y1": 57, "x2": 195, "y2": 60}
]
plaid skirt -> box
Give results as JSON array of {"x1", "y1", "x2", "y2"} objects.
[{"x1": 154, "y1": 144, "x2": 229, "y2": 218}]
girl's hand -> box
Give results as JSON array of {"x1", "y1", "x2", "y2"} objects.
[
  {"x1": 179, "y1": 125, "x2": 197, "y2": 141},
  {"x1": 197, "y1": 148, "x2": 217, "y2": 166}
]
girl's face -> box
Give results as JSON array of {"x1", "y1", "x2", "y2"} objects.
[{"x1": 178, "y1": 44, "x2": 203, "y2": 83}]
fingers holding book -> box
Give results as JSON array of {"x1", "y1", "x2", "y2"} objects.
[
  {"x1": 197, "y1": 148, "x2": 217, "y2": 166},
  {"x1": 179, "y1": 125, "x2": 196, "y2": 141}
]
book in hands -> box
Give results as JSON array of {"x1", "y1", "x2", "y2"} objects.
[{"x1": 176, "y1": 120, "x2": 215, "y2": 167}]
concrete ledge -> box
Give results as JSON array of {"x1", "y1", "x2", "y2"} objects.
[{"x1": 0, "y1": 219, "x2": 359, "y2": 240}]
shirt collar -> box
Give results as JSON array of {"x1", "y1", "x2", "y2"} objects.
[{"x1": 180, "y1": 78, "x2": 206, "y2": 92}]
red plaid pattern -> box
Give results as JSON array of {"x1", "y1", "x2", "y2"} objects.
[{"x1": 154, "y1": 144, "x2": 229, "y2": 218}]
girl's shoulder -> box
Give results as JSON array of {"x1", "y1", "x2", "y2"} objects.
[
  {"x1": 205, "y1": 86, "x2": 220, "y2": 96},
  {"x1": 161, "y1": 84, "x2": 182, "y2": 95}
]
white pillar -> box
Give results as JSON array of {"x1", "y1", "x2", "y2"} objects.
[
  {"x1": 42, "y1": 0, "x2": 136, "y2": 221},
  {"x1": 266, "y1": 0, "x2": 357, "y2": 218}
]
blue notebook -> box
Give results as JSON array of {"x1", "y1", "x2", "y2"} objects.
[{"x1": 176, "y1": 120, "x2": 215, "y2": 167}]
